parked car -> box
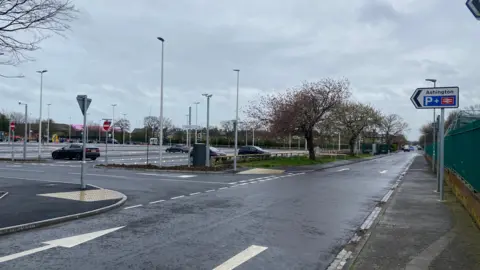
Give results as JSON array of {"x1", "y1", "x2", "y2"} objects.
[
  {"x1": 238, "y1": 145, "x2": 270, "y2": 156},
  {"x1": 166, "y1": 144, "x2": 190, "y2": 153},
  {"x1": 189, "y1": 146, "x2": 227, "y2": 158},
  {"x1": 403, "y1": 145, "x2": 410, "y2": 152},
  {"x1": 51, "y1": 143, "x2": 100, "y2": 160}
]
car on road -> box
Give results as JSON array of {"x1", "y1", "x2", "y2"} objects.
[
  {"x1": 51, "y1": 143, "x2": 100, "y2": 160},
  {"x1": 166, "y1": 144, "x2": 190, "y2": 153},
  {"x1": 238, "y1": 145, "x2": 270, "y2": 156},
  {"x1": 403, "y1": 145, "x2": 410, "y2": 152}
]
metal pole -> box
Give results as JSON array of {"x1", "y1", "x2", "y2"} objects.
[
  {"x1": 24, "y1": 105, "x2": 27, "y2": 160},
  {"x1": 233, "y1": 69, "x2": 240, "y2": 171},
  {"x1": 252, "y1": 128, "x2": 255, "y2": 146},
  {"x1": 80, "y1": 98, "x2": 87, "y2": 189},
  {"x1": 185, "y1": 114, "x2": 189, "y2": 146},
  {"x1": 38, "y1": 73, "x2": 43, "y2": 159},
  {"x1": 105, "y1": 126, "x2": 108, "y2": 165},
  {"x1": 206, "y1": 95, "x2": 211, "y2": 167},
  {"x1": 245, "y1": 128, "x2": 247, "y2": 146},
  {"x1": 11, "y1": 130, "x2": 14, "y2": 161},
  {"x1": 188, "y1": 106, "x2": 192, "y2": 147},
  {"x1": 158, "y1": 37, "x2": 165, "y2": 167},
  {"x1": 68, "y1": 116, "x2": 71, "y2": 142},
  {"x1": 47, "y1": 104, "x2": 51, "y2": 145},
  {"x1": 439, "y1": 108, "x2": 445, "y2": 201},
  {"x1": 111, "y1": 104, "x2": 116, "y2": 147},
  {"x1": 194, "y1": 102, "x2": 199, "y2": 144},
  {"x1": 338, "y1": 132, "x2": 341, "y2": 152}
]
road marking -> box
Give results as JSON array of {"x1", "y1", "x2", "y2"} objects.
[
  {"x1": 213, "y1": 245, "x2": 268, "y2": 270},
  {"x1": 380, "y1": 170, "x2": 388, "y2": 174},
  {"x1": 205, "y1": 189, "x2": 215, "y2": 193},
  {"x1": 219, "y1": 187, "x2": 228, "y2": 190},
  {"x1": 337, "y1": 168, "x2": 350, "y2": 172},
  {"x1": 149, "y1": 200, "x2": 165, "y2": 204},
  {"x1": 171, "y1": 195, "x2": 185, "y2": 200},
  {"x1": 189, "y1": 192, "x2": 200, "y2": 196},
  {"x1": 228, "y1": 182, "x2": 237, "y2": 185},
  {"x1": 136, "y1": 174, "x2": 227, "y2": 185},
  {"x1": 124, "y1": 204, "x2": 142, "y2": 210},
  {"x1": 0, "y1": 226, "x2": 124, "y2": 263},
  {"x1": 68, "y1": 173, "x2": 127, "y2": 179},
  {"x1": 0, "y1": 168, "x2": 45, "y2": 173},
  {"x1": 239, "y1": 183, "x2": 248, "y2": 186}
]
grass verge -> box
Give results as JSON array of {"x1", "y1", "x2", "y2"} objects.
[{"x1": 238, "y1": 154, "x2": 373, "y2": 168}]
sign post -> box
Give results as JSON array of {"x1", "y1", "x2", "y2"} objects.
[
  {"x1": 76, "y1": 95, "x2": 92, "y2": 190},
  {"x1": 466, "y1": 0, "x2": 480, "y2": 20},
  {"x1": 410, "y1": 86, "x2": 459, "y2": 201},
  {"x1": 10, "y1": 121, "x2": 15, "y2": 161},
  {"x1": 102, "y1": 120, "x2": 111, "y2": 165}
]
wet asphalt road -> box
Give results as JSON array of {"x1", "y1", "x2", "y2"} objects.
[{"x1": 0, "y1": 152, "x2": 416, "y2": 269}]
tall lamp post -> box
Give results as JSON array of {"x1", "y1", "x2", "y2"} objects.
[
  {"x1": 18, "y1": 102, "x2": 28, "y2": 160},
  {"x1": 194, "y1": 101, "x2": 200, "y2": 143},
  {"x1": 157, "y1": 36, "x2": 165, "y2": 166},
  {"x1": 111, "y1": 104, "x2": 117, "y2": 146},
  {"x1": 202, "y1": 94, "x2": 212, "y2": 166},
  {"x1": 47, "y1": 103, "x2": 51, "y2": 145},
  {"x1": 121, "y1": 113, "x2": 127, "y2": 144},
  {"x1": 36, "y1": 69, "x2": 47, "y2": 159},
  {"x1": 233, "y1": 69, "x2": 240, "y2": 171}
]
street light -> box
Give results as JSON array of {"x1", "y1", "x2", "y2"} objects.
[
  {"x1": 111, "y1": 104, "x2": 117, "y2": 146},
  {"x1": 233, "y1": 69, "x2": 240, "y2": 171},
  {"x1": 157, "y1": 36, "x2": 165, "y2": 166},
  {"x1": 425, "y1": 78, "x2": 437, "y2": 175},
  {"x1": 47, "y1": 103, "x2": 51, "y2": 145},
  {"x1": 121, "y1": 113, "x2": 127, "y2": 144},
  {"x1": 194, "y1": 101, "x2": 200, "y2": 143},
  {"x1": 202, "y1": 93, "x2": 212, "y2": 166},
  {"x1": 18, "y1": 101, "x2": 27, "y2": 160},
  {"x1": 36, "y1": 69, "x2": 47, "y2": 159}
]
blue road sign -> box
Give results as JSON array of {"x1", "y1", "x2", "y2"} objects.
[{"x1": 410, "y1": 87, "x2": 459, "y2": 109}]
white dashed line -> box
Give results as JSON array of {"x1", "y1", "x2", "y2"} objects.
[
  {"x1": 171, "y1": 195, "x2": 185, "y2": 200},
  {"x1": 239, "y1": 183, "x2": 248, "y2": 186},
  {"x1": 228, "y1": 182, "x2": 237, "y2": 185},
  {"x1": 124, "y1": 204, "x2": 143, "y2": 210},
  {"x1": 205, "y1": 189, "x2": 215, "y2": 193},
  {"x1": 189, "y1": 192, "x2": 201, "y2": 196},
  {"x1": 218, "y1": 187, "x2": 228, "y2": 190},
  {"x1": 149, "y1": 200, "x2": 165, "y2": 204}
]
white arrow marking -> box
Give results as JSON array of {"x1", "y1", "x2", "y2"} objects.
[
  {"x1": 213, "y1": 245, "x2": 268, "y2": 270},
  {"x1": 337, "y1": 168, "x2": 350, "y2": 172},
  {"x1": 0, "y1": 226, "x2": 124, "y2": 263},
  {"x1": 380, "y1": 170, "x2": 388, "y2": 174}
]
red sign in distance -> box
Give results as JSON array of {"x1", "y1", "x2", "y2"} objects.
[
  {"x1": 10, "y1": 122, "x2": 15, "y2": 130},
  {"x1": 103, "y1": 121, "x2": 111, "y2": 131}
]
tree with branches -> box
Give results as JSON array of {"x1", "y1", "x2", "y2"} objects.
[
  {"x1": 332, "y1": 102, "x2": 381, "y2": 155},
  {"x1": 220, "y1": 120, "x2": 235, "y2": 145},
  {"x1": 247, "y1": 78, "x2": 351, "y2": 160},
  {"x1": 379, "y1": 113, "x2": 409, "y2": 150},
  {"x1": 0, "y1": 0, "x2": 77, "y2": 74}
]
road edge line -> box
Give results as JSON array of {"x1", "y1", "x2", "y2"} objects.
[
  {"x1": 327, "y1": 154, "x2": 417, "y2": 270},
  {"x1": 0, "y1": 186, "x2": 127, "y2": 236}
]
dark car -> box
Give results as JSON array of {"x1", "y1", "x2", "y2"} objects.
[
  {"x1": 166, "y1": 144, "x2": 190, "y2": 153},
  {"x1": 238, "y1": 145, "x2": 270, "y2": 156},
  {"x1": 190, "y1": 146, "x2": 227, "y2": 158},
  {"x1": 52, "y1": 143, "x2": 100, "y2": 160}
]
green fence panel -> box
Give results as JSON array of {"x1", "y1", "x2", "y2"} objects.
[{"x1": 444, "y1": 120, "x2": 480, "y2": 191}]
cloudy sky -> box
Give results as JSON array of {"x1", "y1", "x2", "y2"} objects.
[{"x1": 0, "y1": 0, "x2": 479, "y2": 140}]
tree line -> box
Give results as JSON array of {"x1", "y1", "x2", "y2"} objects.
[{"x1": 244, "y1": 78, "x2": 409, "y2": 160}]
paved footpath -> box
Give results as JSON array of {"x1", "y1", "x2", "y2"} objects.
[{"x1": 350, "y1": 155, "x2": 480, "y2": 270}]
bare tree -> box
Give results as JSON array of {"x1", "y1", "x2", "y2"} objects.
[
  {"x1": 379, "y1": 114, "x2": 409, "y2": 149},
  {"x1": 220, "y1": 120, "x2": 235, "y2": 144},
  {"x1": 114, "y1": 118, "x2": 130, "y2": 132},
  {"x1": 143, "y1": 116, "x2": 172, "y2": 138},
  {"x1": 333, "y1": 102, "x2": 381, "y2": 155},
  {"x1": 0, "y1": 0, "x2": 77, "y2": 69},
  {"x1": 8, "y1": 111, "x2": 25, "y2": 123},
  {"x1": 247, "y1": 78, "x2": 351, "y2": 160}
]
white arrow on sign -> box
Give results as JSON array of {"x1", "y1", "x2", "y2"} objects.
[
  {"x1": 466, "y1": 0, "x2": 480, "y2": 20},
  {"x1": 0, "y1": 226, "x2": 124, "y2": 263}
]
